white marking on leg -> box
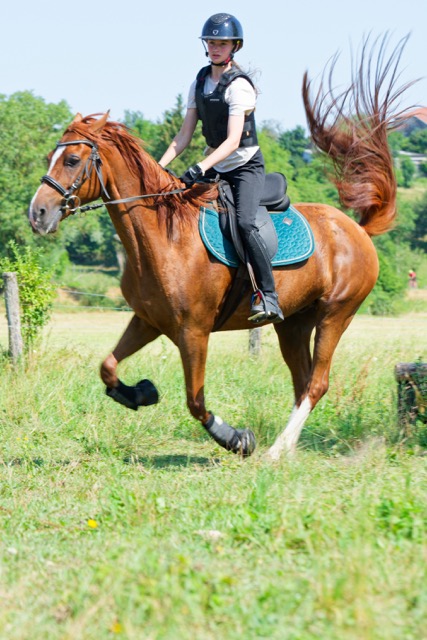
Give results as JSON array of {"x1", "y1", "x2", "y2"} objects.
[{"x1": 266, "y1": 396, "x2": 312, "y2": 460}]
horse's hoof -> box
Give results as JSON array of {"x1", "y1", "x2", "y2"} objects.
[
  {"x1": 203, "y1": 414, "x2": 256, "y2": 457},
  {"x1": 264, "y1": 447, "x2": 281, "y2": 462},
  {"x1": 235, "y1": 429, "x2": 256, "y2": 457},
  {"x1": 106, "y1": 378, "x2": 159, "y2": 410},
  {"x1": 135, "y1": 379, "x2": 159, "y2": 406},
  {"x1": 264, "y1": 444, "x2": 297, "y2": 461}
]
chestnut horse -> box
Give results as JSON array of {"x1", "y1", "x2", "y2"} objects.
[{"x1": 29, "y1": 38, "x2": 410, "y2": 459}]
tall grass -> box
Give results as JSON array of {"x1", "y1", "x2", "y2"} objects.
[{"x1": 0, "y1": 312, "x2": 426, "y2": 639}]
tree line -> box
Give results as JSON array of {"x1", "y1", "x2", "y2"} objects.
[{"x1": 1, "y1": 90, "x2": 426, "y2": 314}]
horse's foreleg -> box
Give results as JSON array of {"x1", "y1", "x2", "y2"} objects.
[
  {"x1": 101, "y1": 314, "x2": 161, "y2": 410},
  {"x1": 178, "y1": 328, "x2": 256, "y2": 457},
  {"x1": 267, "y1": 304, "x2": 355, "y2": 460}
]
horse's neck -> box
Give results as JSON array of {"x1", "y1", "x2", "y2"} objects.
[{"x1": 105, "y1": 165, "x2": 195, "y2": 277}]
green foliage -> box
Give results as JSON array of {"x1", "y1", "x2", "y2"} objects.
[
  {"x1": 278, "y1": 125, "x2": 310, "y2": 170},
  {"x1": 363, "y1": 237, "x2": 407, "y2": 315},
  {"x1": 388, "y1": 131, "x2": 407, "y2": 156},
  {"x1": 63, "y1": 211, "x2": 118, "y2": 266},
  {"x1": 405, "y1": 128, "x2": 427, "y2": 154},
  {"x1": 122, "y1": 110, "x2": 162, "y2": 157},
  {"x1": 0, "y1": 241, "x2": 56, "y2": 349},
  {"x1": 291, "y1": 154, "x2": 340, "y2": 206},
  {"x1": 0, "y1": 91, "x2": 72, "y2": 257},
  {"x1": 389, "y1": 128, "x2": 427, "y2": 154},
  {"x1": 150, "y1": 95, "x2": 207, "y2": 174},
  {"x1": 399, "y1": 156, "x2": 416, "y2": 188},
  {"x1": 411, "y1": 190, "x2": 427, "y2": 252},
  {"x1": 59, "y1": 264, "x2": 128, "y2": 309},
  {"x1": 257, "y1": 128, "x2": 292, "y2": 175}
]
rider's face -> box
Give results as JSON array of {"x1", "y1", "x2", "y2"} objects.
[{"x1": 206, "y1": 40, "x2": 234, "y2": 64}]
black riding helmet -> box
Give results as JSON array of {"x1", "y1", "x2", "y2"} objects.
[{"x1": 200, "y1": 13, "x2": 244, "y2": 54}]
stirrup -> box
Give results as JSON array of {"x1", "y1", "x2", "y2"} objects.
[{"x1": 248, "y1": 291, "x2": 284, "y2": 324}]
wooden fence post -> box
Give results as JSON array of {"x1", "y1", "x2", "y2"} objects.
[
  {"x1": 394, "y1": 362, "x2": 427, "y2": 430},
  {"x1": 2, "y1": 272, "x2": 24, "y2": 363},
  {"x1": 249, "y1": 327, "x2": 262, "y2": 356}
]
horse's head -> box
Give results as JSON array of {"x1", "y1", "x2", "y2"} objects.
[{"x1": 29, "y1": 112, "x2": 110, "y2": 235}]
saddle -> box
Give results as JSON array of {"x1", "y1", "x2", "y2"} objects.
[
  {"x1": 217, "y1": 172, "x2": 290, "y2": 263},
  {"x1": 198, "y1": 172, "x2": 315, "y2": 331}
]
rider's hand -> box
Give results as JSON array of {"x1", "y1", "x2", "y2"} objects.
[{"x1": 179, "y1": 164, "x2": 204, "y2": 187}]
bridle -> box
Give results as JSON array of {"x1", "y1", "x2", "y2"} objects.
[
  {"x1": 41, "y1": 139, "x2": 110, "y2": 215},
  {"x1": 40, "y1": 138, "x2": 188, "y2": 216}
]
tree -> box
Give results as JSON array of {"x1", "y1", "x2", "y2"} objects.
[
  {"x1": 278, "y1": 126, "x2": 311, "y2": 174},
  {"x1": 388, "y1": 131, "x2": 407, "y2": 156},
  {"x1": 0, "y1": 91, "x2": 72, "y2": 258},
  {"x1": 122, "y1": 110, "x2": 162, "y2": 157},
  {"x1": 63, "y1": 211, "x2": 118, "y2": 266},
  {"x1": 153, "y1": 95, "x2": 206, "y2": 174},
  {"x1": 258, "y1": 128, "x2": 292, "y2": 176},
  {"x1": 405, "y1": 129, "x2": 427, "y2": 154},
  {"x1": 411, "y1": 191, "x2": 427, "y2": 252},
  {"x1": 399, "y1": 156, "x2": 416, "y2": 188}
]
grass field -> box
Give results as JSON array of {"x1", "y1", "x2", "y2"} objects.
[{"x1": 0, "y1": 307, "x2": 426, "y2": 639}]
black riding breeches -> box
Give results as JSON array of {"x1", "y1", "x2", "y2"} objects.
[{"x1": 219, "y1": 149, "x2": 275, "y2": 293}]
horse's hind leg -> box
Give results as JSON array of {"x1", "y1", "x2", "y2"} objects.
[
  {"x1": 274, "y1": 308, "x2": 317, "y2": 401},
  {"x1": 101, "y1": 314, "x2": 161, "y2": 410},
  {"x1": 267, "y1": 302, "x2": 356, "y2": 460},
  {"x1": 178, "y1": 327, "x2": 256, "y2": 457}
]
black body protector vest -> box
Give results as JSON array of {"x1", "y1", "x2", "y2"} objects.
[{"x1": 195, "y1": 65, "x2": 258, "y2": 149}]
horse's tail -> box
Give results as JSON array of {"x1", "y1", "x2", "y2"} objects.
[{"x1": 302, "y1": 34, "x2": 416, "y2": 237}]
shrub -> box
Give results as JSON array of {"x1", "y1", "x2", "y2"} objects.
[{"x1": 0, "y1": 241, "x2": 56, "y2": 350}]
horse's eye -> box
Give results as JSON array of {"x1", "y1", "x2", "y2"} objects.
[{"x1": 65, "y1": 155, "x2": 81, "y2": 167}]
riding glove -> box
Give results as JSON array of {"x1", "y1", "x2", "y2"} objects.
[{"x1": 180, "y1": 164, "x2": 204, "y2": 187}]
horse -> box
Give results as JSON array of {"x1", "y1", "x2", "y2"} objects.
[{"x1": 28, "y1": 36, "x2": 412, "y2": 459}]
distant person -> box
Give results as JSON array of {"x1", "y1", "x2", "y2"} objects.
[
  {"x1": 158, "y1": 13, "x2": 284, "y2": 325},
  {"x1": 408, "y1": 269, "x2": 417, "y2": 288}
]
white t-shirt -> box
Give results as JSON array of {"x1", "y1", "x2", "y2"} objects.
[{"x1": 187, "y1": 74, "x2": 259, "y2": 173}]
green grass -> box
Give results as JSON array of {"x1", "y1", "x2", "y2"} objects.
[{"x1": 0, "y1": 312, "x2": 426, "y2": 639}]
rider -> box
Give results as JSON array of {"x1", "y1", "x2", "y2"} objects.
[{"x1": 158, "y1": 13, "x2": 284, "y2": 324}]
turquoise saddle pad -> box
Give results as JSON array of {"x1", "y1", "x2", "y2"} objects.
[{"x1": 199, "y1": 204, "x2": 315, "y2": 267}]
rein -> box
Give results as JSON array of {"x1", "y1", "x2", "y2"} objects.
[{"x1": 41, "y1": 138, "x2": 187, "y2": 215}]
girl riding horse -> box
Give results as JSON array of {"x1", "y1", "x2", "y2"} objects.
[{"x1": 159, "y1": 13, "x2": 284, "y2": 325}]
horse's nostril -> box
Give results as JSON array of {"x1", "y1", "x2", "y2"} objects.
[{"x1": 39, "y1": 207, "x2": 46, "y2": 217}]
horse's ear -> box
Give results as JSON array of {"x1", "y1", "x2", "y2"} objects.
[
  {"x1": 88, "y1": 111, "x2": 110, "y2": 134},
  {"x1": 71, "y1": 113, "x2": 83, "y2": 124}
]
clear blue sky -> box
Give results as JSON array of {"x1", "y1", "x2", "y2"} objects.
[{"x1": 2, "y1": 0, "x2": 426, "y2": 132}]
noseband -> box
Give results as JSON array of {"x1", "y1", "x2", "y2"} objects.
[{"x1": 41, "y1": 139, "x2": 110, "y2": 213}]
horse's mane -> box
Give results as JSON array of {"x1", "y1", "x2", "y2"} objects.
[
  {"x1": 66, "y1": 116, "x2": 218, "y2": 234},
  {"x1": 302, "y1": 33, "x2": 417, "y2": 236}
]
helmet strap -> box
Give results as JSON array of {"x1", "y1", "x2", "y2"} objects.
[{"x1": 210, "y1": 53, "x2": 234, "y2": 67}]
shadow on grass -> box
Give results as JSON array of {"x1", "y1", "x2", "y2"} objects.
[
  {"x1": 123, "y1": 454, "x2": 219, "y2": 469},
  {"x1": 1, "y1": 458, "x2": 68, "y2": 467},
  {"x1": 1, "y1": 455, "x2": 219, "y2": 470}
]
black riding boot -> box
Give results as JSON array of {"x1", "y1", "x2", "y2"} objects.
[{"x1": 245, "y1": 229, "x2": 284, "y2": 324}]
